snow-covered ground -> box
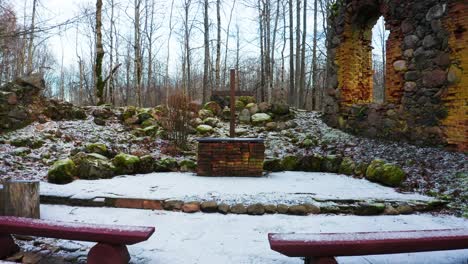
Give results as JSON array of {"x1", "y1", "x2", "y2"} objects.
[
  {"x1": 41, "y1": 172, "x2": 433, "y2": 204},
  {"x1": 41, "y1": 204, "x2": 468, "y2": 264}
]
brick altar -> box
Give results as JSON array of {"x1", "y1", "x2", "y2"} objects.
[{"x1": 196, "y1": 138, "x2": 265, "y2": 177}]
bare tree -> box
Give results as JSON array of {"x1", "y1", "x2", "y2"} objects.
[
  {"x1": 214, "y1": 0, "x2": 221, "y2": 91},
  {"x1": 26, "y1": 0, "x2": 37, "y2": 74},
  {"x1": 298, "y1": 0, "x2": 306, "y2": 108},
  {"x1": 95, "y1": 0, "x2": 105, "y2": 105},
  {"x1": 202, "y1": 0, "x2": 209, "y2": 102},
  {"x1": 288, "y1": 0, "x2": 294, "y2": 105}
]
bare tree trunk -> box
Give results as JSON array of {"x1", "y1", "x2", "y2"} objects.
[
  {"x1": 215, "y1": 0, "x2": 221, "y2": 91},
  {"x1": 203, "y1": 0, "x2": 210, "y2": 102},
  {"x1": 222, "y1": 0, "x2": 236, "y2": 90},
  {"x1": 299, "y1": 0, "x2": 307, "y2": 109},
  {"x1": 258, "y1": 0, "x2": 265, "y2": 102},
  {"x1": 270, "y1": 0, "x2": 280, "y2": 103},
  {"x1": 134, "y1": 0, "x2": 142, "y2": 107},
  {"x1": 26, "y1": 0, "x2": 37, "y2": 74},
  {"x1": 166, "y1": 0, "x2": 175, "y2": 105},
  {"x1": 288, "y1": 0, "x2": 294, "y2": 105},
  {"x1": 281, "y1": 1, "x2": 287, "y2": 102},
  {"x1": 95, "y1": 0, "x2": 105, "y2": 105},
  {"x1": 294, "y1": 0, "x2": 301, "y2": 108},
  {"x1": 108, "y1": 0, "x2": 115, "y2": 105},
  {"x1": 312, "y1": 0, "x2": 318, "y2": 110}
]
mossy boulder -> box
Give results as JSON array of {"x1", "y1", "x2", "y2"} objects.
[
  {"x1": 198, "y1": 109, "x2": 214, "y2": 120},
  {"x1": 235, "y1": 100, "x2": 245, "y2": 111},
  {"x1": 271, "y1": 103, "x2": 290, "y2": 115},
  {"x1": 339, "y1": 157, "x2": 356, "y2": 175},
  {"x1": 354, "y1": 162, "x2": 369, "y2": 176},
  {"x1": 122, "y1": 106, "x2": 137, "y2": 120},
  {"x1": 299, "y1": 138, "x2": 316, "y2": 148},
  {"x1": 47, "y1": 159, "x2": 76, "y2": 184},
  {"x1": 251, "y1": 113, "x2": 272, "y2": 125},
  {"x1": 321, "y1": 155, "x2": 342, "y2": 173},
  {"x1": 85, "y1": 143, "x2": 108, "y2": 156},
  {"x1": 73, "y1": 152, "x2": 115, "y2": 179},
  {"x1": 246, "y1": 103, "x2": 259, "y2": 115},
  {"x1": 366, "y1": 159, "x2": 406, "y2": 187},
  {"x1": 239, "y1": 109, "x2": 251, "y2": 124},
  {"x1": 137, "y1": 111, "x2": 153, "y2": 123},
  {"x1": 141, "y1": 125, "x2": 158, "y2": 137},
  {"x1": 141, "y1": 118, "x2": 157, "y2": 128},
  {"x1": 136, "y1": 155, "x2": 156, "y2": 174},
  {"x1": 196, "y1": 124, "x2": 213, "y2": 134},
  {"x1": 203, "y1": 117, "x2": 219, "y2": 127},
  {"x1": 281, "y1": 155, "x2": 300, "y2": 171},
  {"x1": 299, "y1": 154, "x2": 323, "y2": 172},
  {"x1": 112, "y1": 153, "x2": 140, "y2": 175},
  {"x1": 238, "y1": 96, "x2": 255, "y2": 105},
  {"x1": 10, "y1": 137, "x2": 31, "y2": 147},
  {"x1": 155, "y1": 157, "x2": 178, "y2": 172},
  {"x1": 179, "y1": 159, "x2": 197, "y2": 172},
  {"x1": 203, "y1": 101, "x2": 222, "y2": 116},
  {"x1": 263, "y1": 159, "x2": 283, "y2": 172}
]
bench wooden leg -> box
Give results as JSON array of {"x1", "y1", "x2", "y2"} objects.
[
  {"x1": 0, "y1": 234, "x2": 20, "y2": 259},
  {"x1": 305, "y1": 256, "x2": 338, "y2": 264},
  {"x1": 87, "y1": 243, "x2": 130, "y2": 264}
]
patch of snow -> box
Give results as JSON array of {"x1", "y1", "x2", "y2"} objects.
[
  {"x1": 41, "y1": 171, "x2": 433, "y2": 203},
  {"x1": 40, "y1": 205, "x2": 468, "y2": 264}
]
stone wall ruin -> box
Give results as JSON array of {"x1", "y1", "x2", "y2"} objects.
[{"x1": 324, "y1": 0, "x2": 467, "y2": 151}]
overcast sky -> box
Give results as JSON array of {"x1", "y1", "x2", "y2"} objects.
[{"x1": 13, "y1": 0, "x2": 387, "y2": 76}]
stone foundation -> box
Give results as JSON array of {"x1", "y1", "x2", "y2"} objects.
[
  {"x1": 197, "y1": 138, "x2": 265, "y2": 176},
  {"x1": 325, "y1": 0, "x2": 467, "y2": 151}
]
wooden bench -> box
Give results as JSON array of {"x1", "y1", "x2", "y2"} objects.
[
  {"x1": 268, "y1": 229, "x2": 468, "y2": 264},
  {"x1": 0, "y1": 216, "x2": 155, "y2": 264}
]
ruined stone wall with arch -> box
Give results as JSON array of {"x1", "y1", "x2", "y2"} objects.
[{"x1": 324, "y1": 0, "x2": 467, "y2": 151}]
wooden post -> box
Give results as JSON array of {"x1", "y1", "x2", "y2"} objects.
[
  {"x1": 0, "y1": 184, "x2": 4, "y2": 216},
  {"x1": 1, "y1": 180, "x2": 40, "y2": 218},
  {"x1": 230, "y1": 68, "x2": 236, "y2": 138}
]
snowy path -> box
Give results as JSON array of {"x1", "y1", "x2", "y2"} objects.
[
  {"x1": 41, "y1": 205, "x2": 468, "y2": 264},
  {"x1": 41, "y1": 172, "x2": 433, "y2": 204}
]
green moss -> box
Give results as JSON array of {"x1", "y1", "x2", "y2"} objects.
[
  {"x1": 141, "y1": 118, "x2": 157, "y2": 128},
  {"x1": 179, "y1": 159, "x2": 197, "y2": 172},
  {"x1": 238, "y1": 96, "x2": 255, "y2": 105},
  {"x1": 299, "y1": 155, "x2": 323, "y2": 172},
  {"x1": 263, "y1": 159, "x2": 283, "y2": 172},
  {"x1": 321, "y1": 155, "x2": 342, "y2": 173},
  {"x1": 281, "y1": 156, "x2": 300, "y2": 171},
  {"x1": 366, "y1": 159, "x2": 406, "y2": 187},
  {"x1": 155, "y1": 158, "x2": 178, "y2": 172},
  {"x1": 122, "y1": 106, "x2": 136, "y2": 120},
  {"x1": 47, "y1": 159, "x2": 76, "y2": 184},
  {"x1": 85, "y1": 143, "x2": 107, "y2": 156},
  {"x1": 235, "y1": 100, "x2": 245, "y2": 111},
  {"x1": 355, "y1": 203, "x2": 386, "y2": 216},
  {"x1": 339, "y1": 157, "x2": 356, "y2": 175},
  {"x1": 112, "y1": 153, "x2": 140, "y2": 175}
]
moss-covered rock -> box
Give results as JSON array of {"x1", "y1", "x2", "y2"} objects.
[
  {"x1": 339, "y1": 157, "x2": 356, "y2": 175},
  {"x1": 281, "y1": 155, "x2": 300, "y2": 171},
  {"x1": 112, "y1": 153, "x2": 140, "y2": 175},
  {"x1": 141, "y1": 118, "x2": 157, "y2": 128},
  {"x1": 263, "y1": 159, "x2": 283, "y2": 172},
  {"x1": 73, "y1": 152, "x2": 115, "y2": 179},
  {"x1": 122, "y1": 106, "x2": 137, "y2": 120},
  {"x1": 271, "y1": 103, "x2": 290, "y2": 115},
  {"x1": 251, "y1": 113, "x2": 272, "y2": 125},
  {"x1": 235, "y1": 100, "x2": 245, "y2": 111},
  {"x1": 299, "y1": 154, "x2": 323, "y2": 172},
  {"x1": 203, "y1": 117, "x2": 219, "y2": 127},
  {"x1": 299, "y1": 138, "x2": 317, "y2": 148},
  {"x1": 203, "y1": 101, "x2": 222, "y2": 116},
  {"x1": 179, "y1": 159, "x2": 197, "y2": 172},
  {"x1": 354, "y1": 162, "x2": 369, "y2": 176},
  {"x1": 238, "y1": 96, "x2": 255, "y2": 105},
  {"x1": 47, "y1": 159, "x2": 76, "y2": 184},
  {"x1": 155, "y1": 157, "x2": 178, "y2": 172},
  {"x1": 198, "y1": 109, "x2": 214, "y2": 120},
  {"x1": 136, "y1": 155, "x2": 156, "y2": 174},
  {"x1": 366, "y1": 159, "x2": 406, "y2": 187},
  {"x1": 196, "y1": 124, "x2": 213, "y2": 134},
  {"x1": 10, "y1": 137, "x2": 31, "y2": 147},
  {"x1": 321, "y1": 155, "x2": 342, "y2": 173},
  {"x1": 85, "y1": 143, "x2": 108, "y2": 156},
  {"x1": 246, "y1": 103, "x2": 259, "y2": 115}
]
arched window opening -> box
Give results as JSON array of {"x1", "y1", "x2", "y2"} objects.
[{"x1": 371, "y1": 16, "x2": 390, "y2": 103}]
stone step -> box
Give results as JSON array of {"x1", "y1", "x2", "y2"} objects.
[{"x1": 40, "y1": 194, "x2": 447, "y2": 217}]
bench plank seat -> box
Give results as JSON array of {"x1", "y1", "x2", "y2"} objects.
[
  {"x1": 0, "y1": 216, "x2": 154, "y2": 245},
  {"x1": 0, "y1": 216, "x2": 155, "y2": 264},
  {"x1": 269, "y1": 229, "x2": 468, "y2": 263}
]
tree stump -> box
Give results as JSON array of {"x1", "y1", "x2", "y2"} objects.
[{"x1": 1, "y1": 181, "x2": 40, "y2": 218}]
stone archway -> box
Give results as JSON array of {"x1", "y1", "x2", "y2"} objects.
[{"x1": 325, "y1": 0, "x2": 467, "y2": 151}]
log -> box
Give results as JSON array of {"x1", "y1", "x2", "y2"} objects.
[{"x1": 1, "y1": 181, "x2": 40, "y2": 218}]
